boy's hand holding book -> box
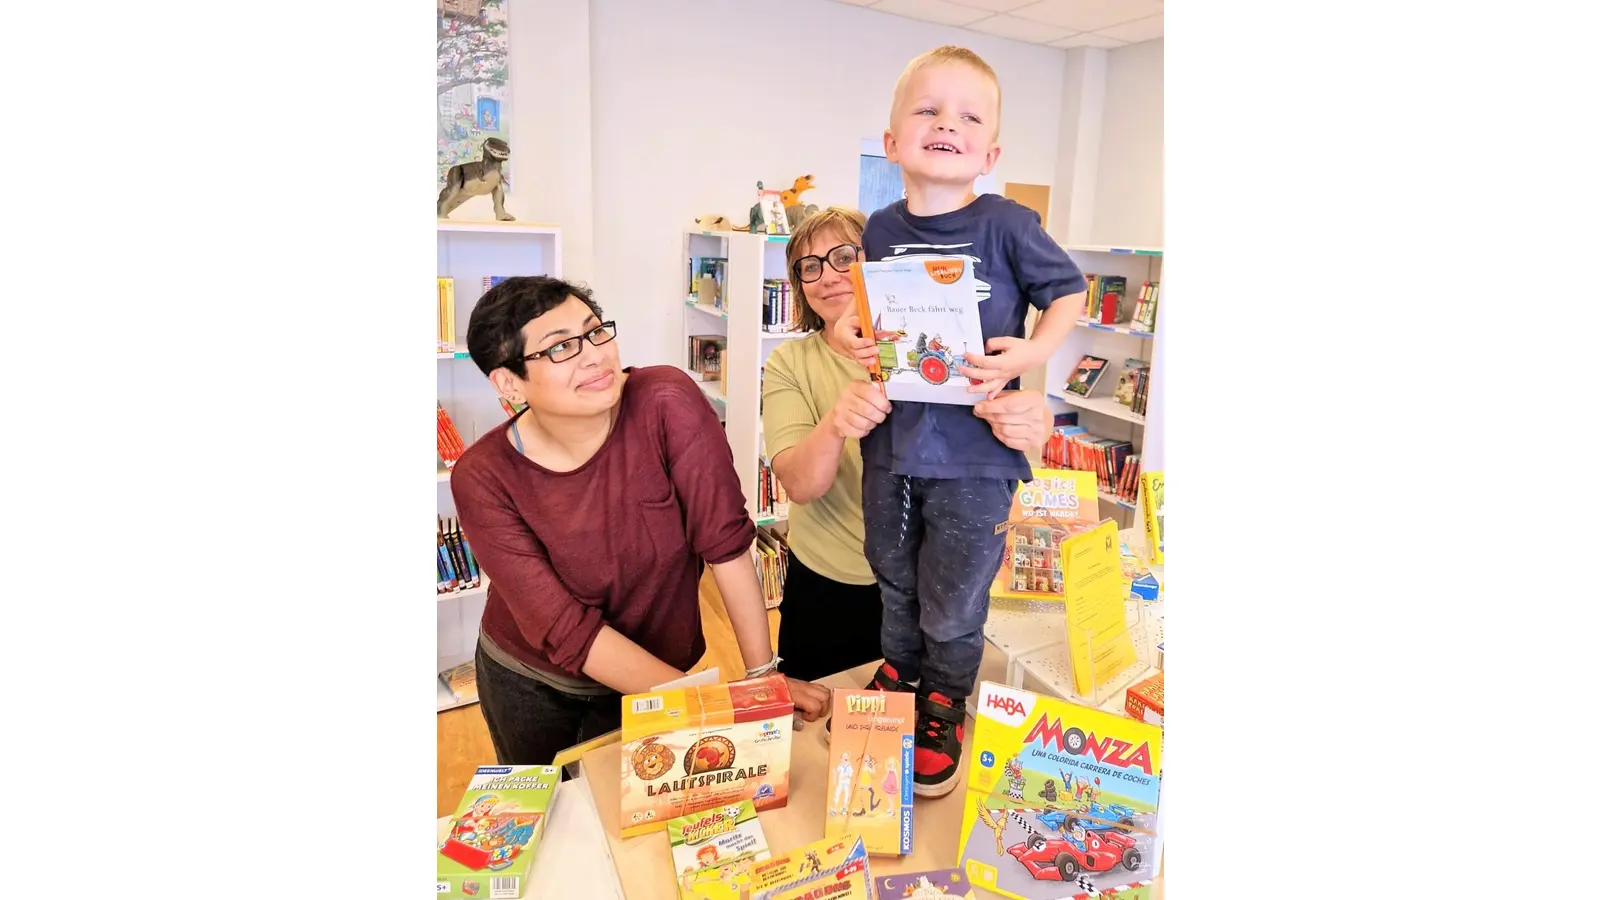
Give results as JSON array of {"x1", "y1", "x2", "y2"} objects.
[{"x1": 961, "y1": 335, "x2": 1048, "y2": 397}]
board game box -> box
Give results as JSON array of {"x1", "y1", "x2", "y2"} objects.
[
  {"x1": 437, "y1": 764, "x2": 559, "y2": 899},
  {"x1": 668, "y1": 799, "x2": 771, "y2": 900},
  {"x1": 1124, "y1": 672, "x2": 1164, "y2": 725},
  {"x1": 747, "y1": 834, "x2": 873, "y2": 900},
  {"x1": 957, "y1": 683, "x2": 1162, "y2": 900},
  {"x1": 824, "y1": 688, "x2": 915, "y2": 856},
  {"x1": 872, "y1": 868, "x2": 977, "y2": 898},
  {"x1": 619, "y1": 674, "x2": 794, "y2": 838},
  {"x1": 990, "y1": 469, "x2": 1101, "y2": 602}
]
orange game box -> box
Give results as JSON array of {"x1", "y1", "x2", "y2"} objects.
[
  {"x1": 1124, "y1": 672, "x2": 1164, "y2": 725},
  {"x1": 619, "y1": 674, "x2": 794, "y2": 838}
]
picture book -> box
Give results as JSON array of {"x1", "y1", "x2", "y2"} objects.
[
  {"x1": 872, "y1": 868, "x2": 976, "y2": 899},
  {"x1": 1140, "y1": 471, "x2": 1164, "y2": 565},
  {"x1": 825, "y1": 689, "x2": 914, "y2": 856},
  {"x1": 957, "y1": 683, "x2": 1162, "y2": 900},
  {"x1": 990, "y1": 470, "x2": 1101, "y2": 602},
  {"x1": 437, "y1": 764, "x2": 560, "y2": 899},
  {"x1": 438, "y1": 277, "x2": 457, "y2": 352},
  {"x1": 1112, "y1": 359, "x2": 1149, "y2": 407},
  {"x1": 1061, "y1": 520, "x2": 1139, "y2": 696},
  {"x1": 848, "y1": 256, "x2": 986, "y2": 406},
  {"x1": 748, "y1": 835, "x2": 872, "y2": 900},
  {"x1": 618, "y1": 674, "x2": 794, "y2": 838},
  {"x1": 668, "y1": 800, "x2": 771, "y2": 900},
  {"x1": 1063, "y1": 355, "x2": 1109, "y2": 398}
]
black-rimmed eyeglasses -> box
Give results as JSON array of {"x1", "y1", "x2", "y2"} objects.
[
  {"x1": 515, "y1": 321, "x2": 618, "y2": 366},
  {"x1": 793, "y1": 243, "x2": 863, "y2": 283}
]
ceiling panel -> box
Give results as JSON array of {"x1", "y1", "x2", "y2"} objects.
[
  {"x1": 964, "y1": 13, "x2": 1076, "y2": 44},
  {"x1": 1048, "y1": 32, "x2": 1127, "y2": 49},
  {"x1": 870, "y1": 0, "x2": 995, "y2": 27},
  {"x1": 1008, "y1": 0, "x2": 1162, "y2": 32},
  {"x1": 943, "y1": 0, "x2": 1040, "y2": 11},
  {"x1": 1094, "y1": 13, "x2": 1163, "y2": 44}
]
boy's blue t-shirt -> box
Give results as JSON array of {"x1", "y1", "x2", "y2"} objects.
[{"x1": 860, "y1": 194, "x2": 1087, "y2": 481}]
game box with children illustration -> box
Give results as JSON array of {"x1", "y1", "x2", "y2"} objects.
[
  {"x1": 825, "y1": 688, "x2": 915, "y2": 856},
  {"x1": 957, "y1": 683, "x2": 1162, "y2": 900},
  {"x1": 437, "y1": 764, "x2": 560, "y2": 899}
]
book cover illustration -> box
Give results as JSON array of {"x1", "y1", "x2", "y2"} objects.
[
  {"x1": 437, "y1": 764, "x2": 560, "y2": 899},
  {"x1": 849, "y1": 256, "x2": 986, "y2": 406},
  {"x1": 873, "y1": 868, "x2": 976, "y2": 898},
  {"x1": 748, "y1": 835, "x2": 872, "y2": 900},
  {"x1": 668, "y1": 800, "x2": 771, "y2": 900},
  {"x1": 1140, "y1": 472, "x2": 1164, "y2": 566},
  {"x1": 825, "y1": 689, "x2": 915, "y2": 856},
  {"x1": 990, "y1": 470, "x2": 1101, "y2": 602},
  {"x1": 1063, "y1": 355, "x2": 1110, "y2": 398},
  {"x1": 1112, "y1": 359, "x2": 1149, "y2": 406},
  {"x1": 957, "y1": 684, "x2": 1161, "y2": 900}
]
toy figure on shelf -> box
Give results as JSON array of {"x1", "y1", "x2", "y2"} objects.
[
  {"x1": 782, "y1": 174, "x2": 819, "y2": 228},
  {"x1": 437, "y1": 137, "x2": 514, "y2": 221},
  {"x1": 747, "y1": 181, "x2": 766, "y2": 234}
]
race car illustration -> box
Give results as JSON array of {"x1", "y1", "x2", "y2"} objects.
[
  {"x1": 1006, "y1": 827, "x2": 1142, "y2": 881},
  {"x1": 1070, "y1": 801, "x2": 1139, "y2": 833}
]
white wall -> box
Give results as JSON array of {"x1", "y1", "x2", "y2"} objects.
[
  {"x1": 448, "y1": 0, "x2": 596, "y2": 279},
  {"x1": 1090, "y1": 39, "x2": 1163, "y2": 248},
  {"x1": 588, "y1": 0, "x2": 1068, "y2": 368}
]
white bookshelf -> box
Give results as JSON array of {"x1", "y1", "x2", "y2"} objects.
[
  {"x1": 436, "y1": 219, "x2": 563, "y2": 712},
  {"x1": 681, "y1": 229, "x2": 794, "y2": 527},
  {"x1": 1042, "y1": 247, "x2": 1163, "y2": 530}
]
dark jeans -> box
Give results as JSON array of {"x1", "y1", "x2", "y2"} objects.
[
  {"x1": 473, "y1": 642, "x2": 621, "y2": 769},
  {"x1": 862, "y1": 468, "x2": 1014, "y2": 704},
  {"x1": 776, "y1": 552, "x2": 884, "y2": 682}
]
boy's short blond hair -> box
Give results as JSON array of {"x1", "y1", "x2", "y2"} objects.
[{"x1": 890, "y1": 45, "x2": 1002, "y2": 134}]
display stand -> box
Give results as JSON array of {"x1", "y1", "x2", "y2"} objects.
[{"x1": 574, "y1": 646, "x2": 1164, "y2": 900}]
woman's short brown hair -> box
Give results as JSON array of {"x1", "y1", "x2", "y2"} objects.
[{"x1": 785, "y1": 206, "x2": 867, "y2": 333}]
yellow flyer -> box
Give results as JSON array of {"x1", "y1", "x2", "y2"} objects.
[
  {"x1": 1062, "y1": 520, "x2": 1137, "y2": 695},
  {"x1": 1140, "y1": 471, "x2": 1163, "y2": 565},
  {"x1": 990, "y1": 469, "x2": 1100, "y2": 602}
]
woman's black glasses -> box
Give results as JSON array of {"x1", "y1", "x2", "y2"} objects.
[
  {"x1": 517, "y1": 321, "x2": 618, "y2": 365},
  {"x1": 794, "y1": 243, "x2": 863, "y2": 283}
]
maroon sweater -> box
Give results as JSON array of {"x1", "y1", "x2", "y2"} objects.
[{"x1": 450, "y1": 366, "x2": 755, "y2": 681}]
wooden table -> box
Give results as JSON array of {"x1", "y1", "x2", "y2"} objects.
[{"x1": 579, "y1": 645, "x2": 1163, "y2": 899}]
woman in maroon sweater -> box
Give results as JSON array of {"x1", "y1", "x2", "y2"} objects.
[{"x1": 451, "y1": 276, "x2": 830, "y2": 766}]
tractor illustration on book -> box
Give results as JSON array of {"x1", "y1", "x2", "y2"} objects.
[{"x1": 870, "y1": 314, "x2": 980, "y2": 387}]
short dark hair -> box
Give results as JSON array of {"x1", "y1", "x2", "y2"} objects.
[{"x1": 466, "y1": 276, "x2": 604, "y2": 378}]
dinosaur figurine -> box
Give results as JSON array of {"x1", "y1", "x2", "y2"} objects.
[
  {"x1": 437, "y1": 137, "x2": 514, "y2": 221},
  {"x1": 782, "y1": 174, "x2": 819, "y2": 228}
]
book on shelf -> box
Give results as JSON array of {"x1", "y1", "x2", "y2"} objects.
[
  {"x1": 438, "y1": 515, "x2": 483, "y2": 594},
  {"x1": 1043, "y1": 425, "x2": 1139, "y2": 504},
  {"x1": 1084, "y1": 273, "x2": 1130, "y2": 325},
  {"x1": 1141, "y1": 471, "x2": 1164, "y2": 565},
  {"x1": 756, "y1": 458, "x2": 788, "y2": 522},
  {"x1": 437, "y1": 277, "x2": 456, "y2": 353},
  {"x1": 439, "y1": 661, "x2": 478, "y2": 705},
  {"x1": 848, "y1": 256, "x2": 986, "y2": 406},
  {"x1": 687, "y1": 335, "x2": 725, "y2": 382},
  {"x1": 753, "y1": 524, "x2": 788, "y2": 610},
  {"x1": 762, "y1": 278, "x2": 800, "y2": 333},
  {"x1": 438, "y1": 403, "x2": 467, "y2": 468},
  {"x1": 1130, "y1": 280, "x2": 1160, "y2": 333},
  {"x1": 689, "y1": 257, "x2": 727, "y2": 310},
  {"x1": 1063, "y1": 354, "x2": 1110, "y2": 398},
  {"x1": 1113, "y1": 358, "x2": 1151, "y2": 415}
]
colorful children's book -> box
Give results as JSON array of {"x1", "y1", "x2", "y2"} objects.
[
  {"x1": 667, "y1": 800, "x2": 771, "y2": 900},
  {"x1": 1140, "y1": 471, "x2": 1164, "y2": 565},
  {"x1": 990, "y1": 470, "x2": 1101, "y2": 601},
  {"x1": 437, "y1": 764, "x2": 560, "y2": 899},
  {"x1": 872, "y1": 868, "x2": 976, "y2": 898},
  {"x1": 1063, "y1": 355, "x2": 1110, "y2": 398},
  {"x1": 825, "y1": 689, "x2": 914, "y2": 856},
  {"x1": 748, "y1": 835, "x2": 872, "y2": 900},
  {"x1": 849, "y1": 256, "x2": 986, "y2": 406},
  {"x1": 957, "y1": 684, "x2": 1162, "y2": 900}
]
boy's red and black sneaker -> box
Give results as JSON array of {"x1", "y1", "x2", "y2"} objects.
[
  {"x1": 912, "y1": 691, "x2": 966, "y2": 797},
  {"x1": 824, "y1": 662, "x2": 914, "y2": 743}
]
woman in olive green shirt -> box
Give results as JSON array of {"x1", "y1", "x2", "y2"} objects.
[{"x1": 762, "y1": 207, "x2": 1052, "y2": 681}]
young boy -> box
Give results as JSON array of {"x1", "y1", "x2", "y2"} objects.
[{"x1": 838, "y1": 46, "x2": 1088, "y2": 797}]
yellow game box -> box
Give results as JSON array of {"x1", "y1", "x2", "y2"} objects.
[
  {"x1": 824, "y1": 689, "x2": 914, "y2": 856},
  {"x1": 619, "y1": 674, "x2": 794, "y2": 838},
  {"x1": 957, "y1": 682, "x2": 1162, "y2": 900},
  {"x1": 747, "y1": 835, "x2": 872, "y2": 900},
  {"x1": 668, "y1": 800, "x2": 771, "y2": 900}
]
